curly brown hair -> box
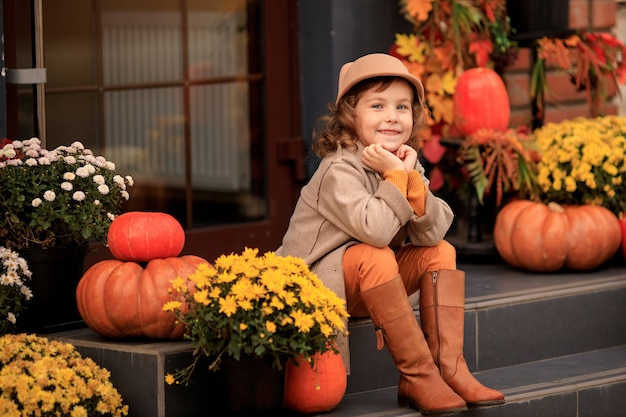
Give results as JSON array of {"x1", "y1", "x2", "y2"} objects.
[{"x1": 312, "y1": 77, "x2": 426, "y2": 158}]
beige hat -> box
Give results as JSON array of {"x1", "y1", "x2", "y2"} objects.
[{"x1": 335, "y1": 53, "x2": 425, "y2": 104}]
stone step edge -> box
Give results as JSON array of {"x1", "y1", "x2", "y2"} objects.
[
  {"x1": 467, "y1": 273, "x2": 626, "y2": 309},
  {"x1": 347, "y1": 275, "x2": 626, "y2": 330},
  {"x1": 332, "y1": 350, "x2": 626, "y2": 417}
]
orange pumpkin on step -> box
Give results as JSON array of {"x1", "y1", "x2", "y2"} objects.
[
  {"x1": 76, "y1": 255, "x2": 208, "y2": 339},
  {"x1": 494, "y1": 200, "x2": 621, "y2": 272},
  {"x1": 107, "y1": 211, "x2": 185, "y2": 262},
  {"x1": 283, "y1": 350, "x2": 347, "y2": 414}
]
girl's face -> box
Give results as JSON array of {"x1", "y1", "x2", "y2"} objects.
[{"x1": 354, "y1": 79, "x2": 414, "y2": 152}]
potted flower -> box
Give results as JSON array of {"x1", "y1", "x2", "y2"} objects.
[
  {"x1": 492, "y1": 116, "x2": 625, "y2": 271},
  {"x1": 0, "y1": 333, "x2": 129, "y2": 417},
  {"x1": 0, "y1": 247, "x2": 33, "y2": 335},
  {"x1": 0, "y1": 137, "x2": 134, "y2": 332},
  {"x1": 0, "y1": 137, "x2": 133, "y2": 250},
  {"x1": 163, "y1": 248, "x2": 349, "y2": 410},
  {"x1": 534, "y1": 115, "x2": 626, "y2": 217}
]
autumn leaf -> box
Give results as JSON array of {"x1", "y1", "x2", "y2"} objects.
[
  {"x1": 422, "y1": 135, "x2": 447, "y2": 164},
  {"x1": 441, "y1": 71, "x2": 457, "y2": 95},
  {"x1": 405, "y1": 0, "x2": 434, "y2": 22},
  {"x1": 426, "y1": 73, "x2": 444, "y2": 96},
  {"x1": 426, "y1": 93, "x2": 454, "y2": 125},
  {"x1": 469, "y1": 38, "x2": 493, "y2": 67},
  {"x1": 395, "y1": 33, "x2": 429, "y2": 63},
  {"x1": 433, "y1": 44, "x2": 456, "y2": 72},
  {"x1": 428, "y1": 166, "x2": 445, "y2": 191},
  {"x1": 404, "y1": 60, "x2": 426, "y2": 79},
  {"x1": 425, "y1": 71, "x2": 456, "y2": 96}
]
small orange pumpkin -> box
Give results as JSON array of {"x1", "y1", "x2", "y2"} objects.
[
  {"x1": 76, "y1": 255, "x2": 208, "y2": 339},
  {"x1": 283, "y1": 350, "x2": 347, "y2": 414},
  {"x1": 107, "y1": 211, "x2": 185, "y2": 262},
  {"x1": 494, "y1": 200, "x2": 621, "y2": 272},
  {"x1": 453, "y1": 67, "x2": 510, "y2": 136}
]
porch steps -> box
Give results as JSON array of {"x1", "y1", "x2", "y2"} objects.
[{"x1": 52, "y1": 259, "x2": 626, "y2": 417}]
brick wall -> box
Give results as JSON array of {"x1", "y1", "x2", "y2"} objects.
[{"x1": 503, "y1": 0, "x2": 619, "y2": 128}]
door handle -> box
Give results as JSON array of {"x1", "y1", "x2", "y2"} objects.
[{"x1": 5, "y1": 68, "x2": 47, "y2": 84}]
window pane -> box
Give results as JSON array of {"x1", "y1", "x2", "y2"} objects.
[{"x1": 46, "y1": 92, "x2": 99, "y2": 150}]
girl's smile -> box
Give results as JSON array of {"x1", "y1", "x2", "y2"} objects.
[{"x1": 354, "y1": 79, "x2": 414, "y2": 152}]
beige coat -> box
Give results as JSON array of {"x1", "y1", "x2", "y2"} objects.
[{"x1": 276, "y1": 142, "x2": 454, "y2": 373}]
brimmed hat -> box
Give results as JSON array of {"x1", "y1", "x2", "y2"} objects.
[{"x1": 335, "y1": 53, "x2": 425, "y2": 105}]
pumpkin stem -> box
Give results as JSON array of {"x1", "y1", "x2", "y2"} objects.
[{"x1": 547, "y1": 201, "x2": 564, "y2": 213}]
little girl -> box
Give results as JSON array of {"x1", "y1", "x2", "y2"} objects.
[{"x1": 277, "y1": 53, "x2": 504, "y2": 414}]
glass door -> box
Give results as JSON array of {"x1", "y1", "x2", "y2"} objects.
[{"x1": 3, "y1": 0, "x2": 304, "y2": 262}]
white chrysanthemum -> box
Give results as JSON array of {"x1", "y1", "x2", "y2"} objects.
[
  {"x1": 25, "y1": 158, "x2": 38, "y2": 167},
  {"x1": 126, "y1": 175, "x2": 134, "y2": 186},
  {"x1": 105, "y1": 161, "x2": 116, "y2": 170},
  {"x1": 97, "y1": 184, "x2": 110, "y2": 195},
  {"x1": 1, "y1": 273, "x2": 15, "y2": 285},
  {"x1": 3, "y1": 148, "x2": 16, "y2": 158},
  {"x1": 31, "y1": 198, "x2": 42, "y2": 207},
  {"x1": 93, "y1": 199, "x2": 101, "y2": 205},
  {"x1": 7, "y1": 312, "x2": 16, "y2": 324},
  {"x1": 76, "y1": 166, "x2": 90, "y2": 178},
  {"x1": 86, "y1": 164, "x2": 96, "y2": 174},
  {"x1": 107, "y1": 212, "x2": 116, "y2": 221},
  {"x1": 84, "y1": 154, "x2": 97, "y2": 164},
  {"x1": 70, "y1": 141, "x2": 85, "y2": 151},
  {"x1": 73, "y1": 191, "x2": 86, "y2": 202},
  {"x1": 61, "y1": 182, "x2": 73, "y2": 191},
  {"x1": 11, "y1": 140, "x2": 23, "y2": 148},
  {"x1": 92, "y1": 174, "x2": 105, "y2": 185},
  {"x1": 43, "y1": 190, "x2": 56, "y2": 202},
  {"x1": 113, "y1": 175, "x2": 125, "y2": 186},
  {"x1": 63, "y1": 155, "x2": 77, "y2": 164},
  {"x1": 25, "y1": 149, "x2": 39, "y2": 157},
  {"x1": 37, "y1": 157, "x2": 51, "y2": 165},
  {"x1": 21, "y1": 286, "x2": 33, "y2": 300},
  {"x1": 121, "y1": 190, "x2": 130, "y2": 200},
  {"x1": 63, "y1": 172, "x2": 76, "y2": 181},
  {"x1": 6, "y1": 159, "x2": 22, "y2": 166}
]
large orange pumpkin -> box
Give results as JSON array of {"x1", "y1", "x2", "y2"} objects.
[
  {"x1": 283, "y1": 350, "x2": 347, "y2": 414},
  {"x1": 493, "y1": 200, "x2": 621, "y2": 272},
  {"x1": 107, "y1": 211, "x2": 185, "y2": 262},
  {"x1": 76, "y1": 255, "x2": 207, "y2": 338},
  {"x1": 453, "y1": 67, "x2": 510, "y2": 136}
]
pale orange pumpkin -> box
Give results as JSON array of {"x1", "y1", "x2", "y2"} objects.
[
  {"x1": 493, "y1": 200, "x2": 621, "y2": 272},
  {"x1": 107, "y1": 211, "x2": 185, "y2": 262},
  {"x1": 453, "y1": 67, "x2": 510, "y2": 136},
  {"x1": 76, "y1": 255, "x2": 208, "y2": 339},
  {"x1": 283, "y1": 350, "x2": 347, "y2": 414}
]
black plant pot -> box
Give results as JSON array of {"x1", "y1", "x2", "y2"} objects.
[
  {"x1": 506, "y1": 0, "x2": 571, "y2": 43},
  {"x1": 17, "y1": 244, "x2": 89, "y2": 333}
]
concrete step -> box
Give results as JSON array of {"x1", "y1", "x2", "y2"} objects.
[
  {"x1": 321, "y1": 345, "x2": 626, "y2": 417},
  {"x1": 345, "y1": 262, "x2": 626, "y2": 394},
  {"x1": 49, "y1": 261, "x2": 626, "y2": 416}
]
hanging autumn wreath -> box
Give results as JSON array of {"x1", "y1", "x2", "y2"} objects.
[{"x1": 390, "y1": 0, "x2": 518, "y2": 193}]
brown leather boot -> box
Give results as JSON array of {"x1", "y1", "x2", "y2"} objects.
[
  {"x1": 419, "y1": 269, "x2": 505, "y2": 406},
  {"x1": 360, "y1": 275, "x2": 467, "y2": 415}
]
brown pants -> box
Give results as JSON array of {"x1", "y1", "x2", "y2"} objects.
[{"x1": 343, "y1": 241, "x2": 456, "y2": 317}]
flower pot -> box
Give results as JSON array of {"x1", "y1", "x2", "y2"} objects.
[
  {"x1": 221, "y1": 355, "x2": 285, "y2": 414},
  {"x1": 18, "y1": 244, "x2": 89, "y2": 333},
  {"x1": 506, "y1": 0, "x2": 570, "y2": 41}
]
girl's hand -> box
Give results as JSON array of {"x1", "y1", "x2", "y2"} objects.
[
  {"x1": 394, "y1": 144, "x2": 418, "y2": 172},
  {"x1": 362, "y1": 143, "x2": 404, "y2": 174}
]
